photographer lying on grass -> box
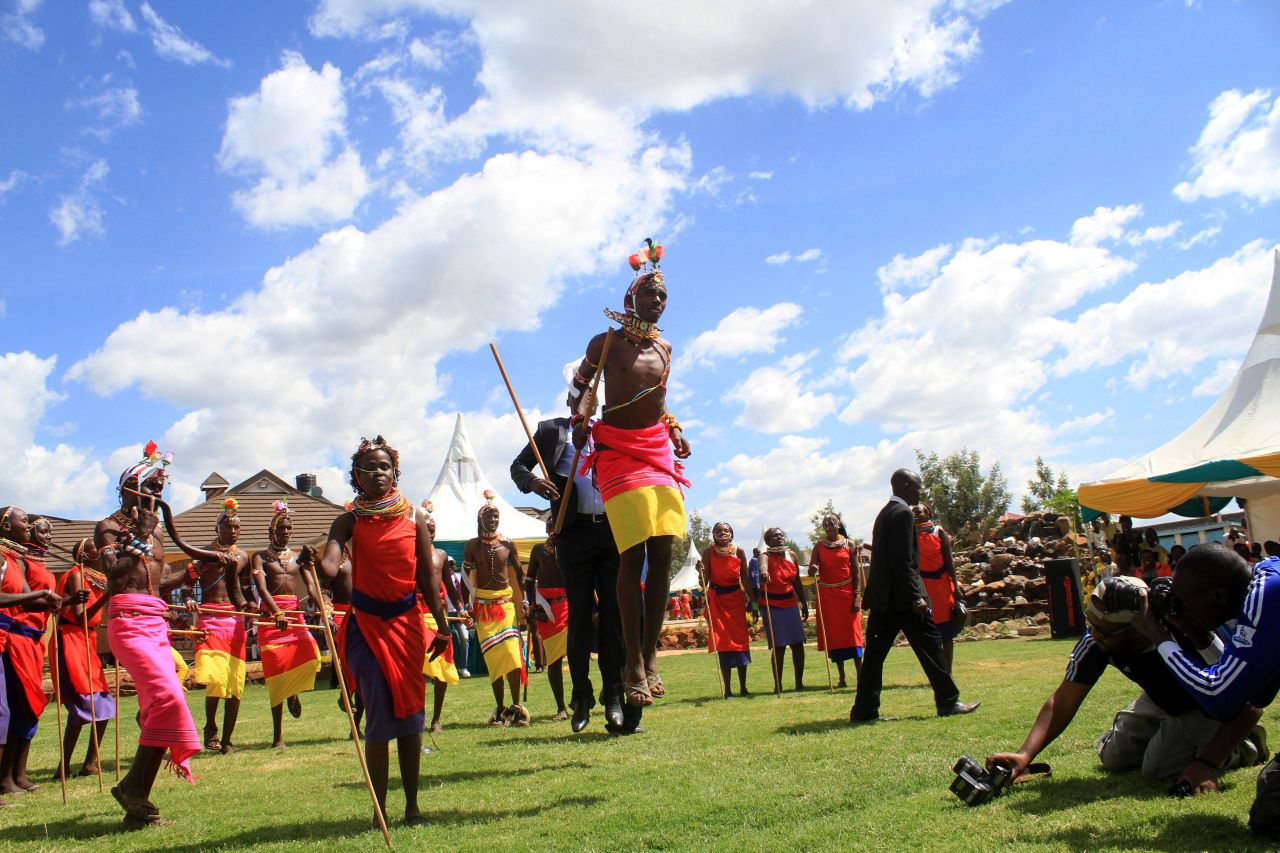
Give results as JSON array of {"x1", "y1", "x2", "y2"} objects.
[{"x1": 987, "y1": 575, "x2": 1265, "y2": 791}]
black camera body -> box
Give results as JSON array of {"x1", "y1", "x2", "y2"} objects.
[
  {"x1": 1100, "y1": 575, "x2": 1180, "y2": 620},
  {"x1": 950, "y1": 756, "x2": 1013, "y2": 806}
]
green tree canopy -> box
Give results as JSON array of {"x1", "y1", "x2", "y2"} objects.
[
  {"x1": 915, "y1": 448, "x2": 1012, "y2": 535},
  {"x1": 807, "y1": 499, "x2": 845, "y2": 544},
  {"x1": 1022, "y1": 456, "x2": 1071, "y2": 514}
]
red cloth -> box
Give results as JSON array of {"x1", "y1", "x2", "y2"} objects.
[
  {"x1": 760, "y1": 552, "x2": 799, "y2": 607},
  {"x1": 582, "y1": 421, "x2": 691, "y2": 501},
  {"x1": 706, "y1": 551, "x2": 750, "y2": 653},
  {"x1": 57, "y1": 567, "x2": 108, "y2": 694},
  {"x1": 534, "y1": 586, "x2": 569, "y2": 642},
  {"x1": 418, "y1": 588, "x2": 456, "y2": 668},
  {"x1": 258, "y1": 594, "x2": 319, "y2": 678},
  {"x1": 7, "y1": 554, "x2": 52, "y2": 719},
  {"x1": 0, "y1": 553, "x2": 23, "y2": 653},
  {"x1": 917, "y1": 525, "x2": 955, "y2": 627},
  {"x1": 336, "y1": 514, "x2": 426, "y2": 719},
  {"x1": 811, "y1": 542, "x2": 863, "y2": 651}
]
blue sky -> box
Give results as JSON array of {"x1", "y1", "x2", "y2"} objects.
[{"x1": 1, "y1": 0, "x2": 1277, "y2": 539}]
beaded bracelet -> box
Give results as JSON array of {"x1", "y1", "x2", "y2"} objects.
[
  {"x1": 661, "y1": 412, "x2": 681, "y2": 434},
  {"x1": 121, "y1": 537, "x2": 153, "y2": 558}
]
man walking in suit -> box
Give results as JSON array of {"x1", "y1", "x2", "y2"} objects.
[
  {"x1": 511, "y1": 391, "x2": 635, "y2": 734},
  {"x1": 851, "y1": 469, "x2": 980, "y2": 723}
]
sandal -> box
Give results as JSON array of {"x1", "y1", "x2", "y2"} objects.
[
  {"x1": 623, "y1": 679, "x2": 653, "y2": 707},
  {"x1": 203, "y1": 728, "x2": 221, "y2": 752},
  {"x1": 112, "y1": 785, "x2": 159, "y2": 821},
  {"x1": 506, "y1": 704, "x2": 531, "y2": 727},
  {"x1": 488, "y1": 709, "x2": 507, "y2": 727},
  {"x1": 645, "y1": 671, "x2": 666, "y2": 698}
]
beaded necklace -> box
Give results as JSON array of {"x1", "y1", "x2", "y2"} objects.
[
  {"x1": 79, "y1": 564, "x2": 109, "y2": 591},
  {"x1": 351, "y1": 490, "x2": 412, "y2": 518},
  {"x1": 603, "y1": 309, "x2": 661, "y2": 345},
  {"x1": 819, "y1": 537, "x2": 848, "y2": 550},
  {"x1": 110, "y1": 509, "x2": 136, "y2": 532},
  {"x1": 0, "y1": 537, "x2": 27, "y2": 557},
  {"x1": 713, "y1": 544, "x2": 736, "y2": 557}
]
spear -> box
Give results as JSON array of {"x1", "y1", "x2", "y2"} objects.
[
  {"x1": 810, "y1": 566, "x2": 835, "y2": 693},
  {"x1": 489, "y1": 342, "x2": 552, "y2": 482},
  {"x1": 82, "y1": 593, "x2": 105, "y2": 793},
  {"x1": 113, "y1": 659, "x2": 121, "y2": 782},
  {"x1": 50, "y1": 615, "x2": 67, "y2": 805}
]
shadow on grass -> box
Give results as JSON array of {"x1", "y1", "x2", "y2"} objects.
[
  {"x1": 773, "y1": 713, "x2": 933, "y2": 736},
  {"x1": 477, "y1": 732, "x2": 614, "y2": 746},
  {"x1": 205, "y1": 734, "x2": 351, "y2": 753},
  {"x1": 1037, "y1": 813, "x2": 1267, "y2": 852},
  {"x1": 1000, "y1": 773, "x2": 1169, "y2": 815},
  {"x1": 334, "y1": 759, "x2": 592, "y2": 787}
]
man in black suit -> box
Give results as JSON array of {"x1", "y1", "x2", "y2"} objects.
[
  {"x1": 851, "y1": 469, "x2": 979, "y2": 722},
  {"x1": 511, "y1": 392, "x2": 633, "y2": 733}
]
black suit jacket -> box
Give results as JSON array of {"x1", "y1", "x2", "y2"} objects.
[
  {"x1": 865, "y1": 498, "x2": 929, "y2": 614},
  {"x1": 509, "y1": 417, "x2": 577, "y2": 532}
]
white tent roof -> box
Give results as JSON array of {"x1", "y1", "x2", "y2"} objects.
[
  {"x1": 1080, "y1": 249, "x2": 1280, "y2": 539},
  {"x1": 669, "y1": 546, "x2": 701, "y2": 591},
  {"x1": 424, "y1": 413, "x2": 547, "y2": 542}
]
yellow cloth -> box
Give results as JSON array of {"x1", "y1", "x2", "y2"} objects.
[
  {"x1": 422, "y1": 611, "x2": 460, "y2": 685},
  {"x1": 264, "y1": 658, "x2": 319, "y2": 708},
  {"x1": 541, "y1": 625, "x2": 568, "y2": 665},
  {"x1": 194, "y1": 649, "x2": 246, "y2": 700},
  {"x1": 170, "y1": 647, "x2": 189, "y2": 691},
  {"x1": 475, "y1": 585, "x2": 523, "y2": 684},
  {"x1": 603, "y1": 485, "x2": 687, "y2": 553}
]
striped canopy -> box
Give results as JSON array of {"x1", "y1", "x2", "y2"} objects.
[{"x1": 1079, "y1": 249, "x2": 1280, "y2": 541}]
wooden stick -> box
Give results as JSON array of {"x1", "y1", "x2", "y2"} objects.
[
  {"x1": 167, "y1": 629, "x2": 209, "y2": 637},
  {"x1": 489, "y1": 342, "x2": 551, "y2": 481},
  {"x1": 554, "y1": 328, "x2": 615, "y2": 535},
  {"x1": 50, "y1": 616, "x2": 68, "y2": 805},
  {"x1": 252, "y1": 621, "x2": 325, "y2": 631},
  {"x1": 301, "y1": 559, "x2": 393, "y2": 849},
  {"x1": 758, "y1": 553, "x2": 781, "y2": 696},
  {"x1": 82, "y1": 596, "x2": 104, "y2": 793},
  {"x1": 113, "y1": 659, "x2": 121, "y2": 783},
  {"x1": 811, "y1": 570, "x2": 835, "y2": 693},
  {"x1": 699, "y1": 576, "x2": 724, "y2": 698}
]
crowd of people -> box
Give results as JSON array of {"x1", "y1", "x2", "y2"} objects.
[{"x1": 1, "y1": 239, "x2": 1277, "y2": 840}]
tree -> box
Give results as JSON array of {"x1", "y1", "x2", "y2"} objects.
[
  {"x1": 915, "y1": 448, "x2": 1012, "y2": 535},
  {"x1": 808, "y1": 499, "x2": 845, "y2": 544},
  {"x1": 671, "y1": 509, "x2": 712, "y2": 578},
  {"x1": 1022, "y1": 456, "x2": 1071, "y2": 514}
]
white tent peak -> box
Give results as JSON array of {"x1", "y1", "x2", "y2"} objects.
[
  {"x1": 424, "y1": 413, "x2": 547, "y2": 541},
  {"x1": 670, "y1": 545, "x2": 701, "y2": 591}
]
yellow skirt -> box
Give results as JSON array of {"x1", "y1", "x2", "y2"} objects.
[{"x1": 603, "y1": 485, "x2": 687, "y2": 553}]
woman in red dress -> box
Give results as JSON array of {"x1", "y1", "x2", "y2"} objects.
[
  {"x1": 699, "y1": 523, "x2": 752, "y2": 698},
  {"x1": 808, "y1": 514, "x2": 864, "y2": 688}
]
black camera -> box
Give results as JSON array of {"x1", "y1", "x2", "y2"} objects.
[
  {"x1": 949, "y1": 756, "x2": 1014, "y2": 806},
  {"x1": 1100, "y1": 576, "x2": 1181, "y2": 620}
]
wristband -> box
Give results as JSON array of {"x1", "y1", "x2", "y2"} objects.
[
  {"x1": 121, "y1": 537, "x2": 153, "y2": 558},
  {"x1": 1191, "y1": 756, "x2": 1220, "y2": 772},
  {"x1": 661, "y1": 412, "x2": 681, "y2": 434}
]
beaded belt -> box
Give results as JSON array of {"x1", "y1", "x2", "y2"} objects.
[{"x1": 818, "y1": 579, "x2": 853, "y2": 588}]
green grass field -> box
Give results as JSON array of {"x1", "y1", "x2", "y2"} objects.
[{"x1": 4, "y1": 636, "x2": 1275, "y2": 852}]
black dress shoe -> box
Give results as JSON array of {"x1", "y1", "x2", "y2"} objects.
[
  {"x1": 603, "y1": 691, "x2": 624, "y2": 730},
  {"x1": 570, "y1": 699, "x2": 591, "y2": 733},
  {"x1": 938, "y1": 700, "x2": 981, "y2": 717}
]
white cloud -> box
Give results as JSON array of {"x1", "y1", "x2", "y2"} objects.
[
  {"x1": 315, "y1": 1, "x2": 1002, "y2": 157},
  {"x1": 877, "y1": 243, "x2": 952, "y2": 291},
  {"x1": 1125, "y1": 220, "x2": 1181, "y2": 246},
  {"x1": 1069, "y1": 203, "x2": 1143, "y2": 246},
  {"x1": 89, "y1": 0, "x2": 135, "y2": 32},
  {"x1": 0, "y1": 169, "x2": 24, "y2": 201},
  {"x1": 1175, "y1": 89, "x2": 1280, "y2": 204},
  {"x1": 219, "y1": 52, "x2": 370, "y2": 229},
  {"x1": 683, "y1": 303, "x2": 803, "y2": 366},
  {"x1": 1053, "y1": 408, "x2": 1114, "y2": 435},
  {"x1": 1192, "y1": 358, "x2": 1239, "y2": 398},
  {"x1": 1, "y1": 0, "x2": 44, "y2": 51},
  {"x1": 765, "y1": 248, "x2": 823, "y2": 265},
  {"x1": 68, "y1": 76, "x2": 143, "y2": 137},
  {"x1": 50, "y1": 159, "x2": 109, "y2": 245},
  {"x1": 69, "y1": 142, "x2": 689, "y2": 511},
  {"x1": 1053, "y1": 240, "x2": 1274, "y2": 389},
  {"x1": 1178, "y1": 224, "x2": 1222, "y2": 250},
  {"x1": 138, "y1": 2, "x2": 230, "y2": 67},
  {"x1": 748, "y1": 171, "x2": 773, "y2": 180},
  {"x1": 725, "y1": 354, "x2": 837, "y2": 434},
  {"x1": 0, "y1": 352, "x2": 108, "y2": 516},
  {"x1": 839, "y1": 233, "x2": 1134, "y2": 431}
]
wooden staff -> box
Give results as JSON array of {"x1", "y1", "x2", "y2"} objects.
[
  {"x1": 50, "y1": 616, "x2": 68, "y2": 805},
  {"x1": 82, "y1": 598, "x2": 104, "y2": 793},
  {"x1": 811, "y1": 569, "x2": 835, "y2": 693},
  {"x1": 301, "y1": 558, "x2": 393, "y2": 849},
  {"x1": 758, "y1": 552, "x2": 781, "y2": 696},
  {"x1": 252, "y1": 621, "x2": 325, "y2": 631},
  {"x1": 554, "y1": 328, "x2": 615, "y2": 535},
  {"x1": 489, "y1": 342, "x2": 551, "y2": 481},
  {"x1": 699, "y1": 573, "x2": 724, "y2": 698},
  {"x1": 168, "y1": 605, "x2": 262, "y2": 619},
  {"x1": 167, "y1": 629, "x2": 209, "y2": 637},
  {"x1": 113, "y1": 659, "x2": 121, "y2": 782}
]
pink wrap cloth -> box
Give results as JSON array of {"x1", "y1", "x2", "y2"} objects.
[
  {"x1": 108, "y1": 593, "x2": 201, "y2": 782},
  {"x1": 581, "y1": 421, "x2": 691, "y2": 501}
]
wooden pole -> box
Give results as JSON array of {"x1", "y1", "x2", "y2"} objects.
[
  {"x1": 698, "y1": 560, "x2": 725, "y2": 698},
  {"x1": 113, "y1": 659, "x2": 121, "y2": 782},
  {"x1": 82, "y1": 599, "x2": 104, "y2": 793},
  {"x1": 301, "y1": 559, "x2": 393, "y2": 849},
  {"x1": 489, "y1": 343, "x2": 551, "y2": 481},
  {"x1": 554, "y1": 328, "x2": 615, "y2": 535},
  {"x1": 810, "y1": 560, "x2": 835, "y2": 693},
  {"x1": 759, "y1": 552, "x2": 781, "y2": 696},
  {"x1": 50, "y1": 616, "x2": 68, "y2": 805}
]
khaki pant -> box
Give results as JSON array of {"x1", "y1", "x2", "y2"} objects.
[{"x1": 1096, "y1": 691, "x2": 1262, "y2": 781}]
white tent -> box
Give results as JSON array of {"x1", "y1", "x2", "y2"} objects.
[
  {"x1": 669, "y1": 546, "x2": 701, "y2": 591},
  {"x1": 1080, "y1": 249, "x2": 1280, "y2": 541},
  {"x1": 424, "y1": 413, "x2": 548, "y2": 543}
]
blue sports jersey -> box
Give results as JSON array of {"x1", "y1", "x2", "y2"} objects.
[{"x1": 1158, "y1": 557, "x2": 1280, "y2": 720}]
